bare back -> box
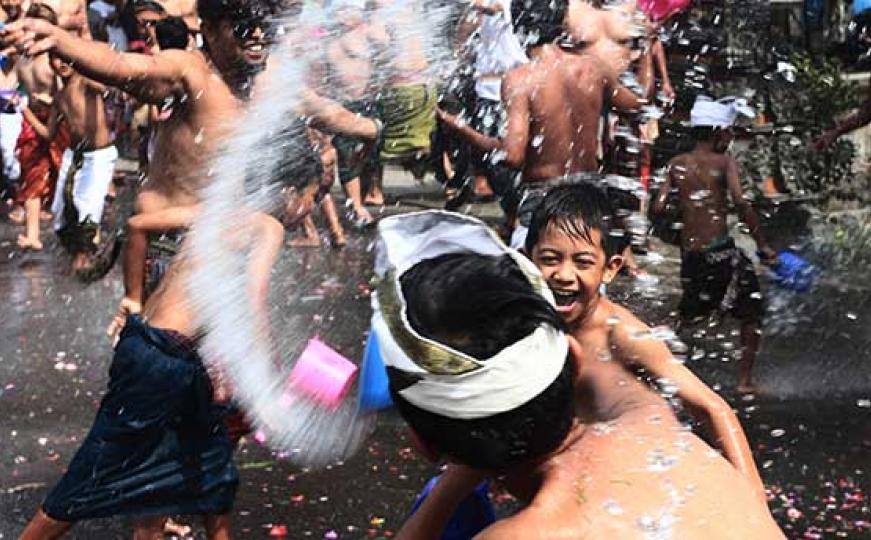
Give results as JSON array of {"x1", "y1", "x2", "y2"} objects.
[
  {"x1": 505, "y1": 47, "x2": 606, "y2": 181},
  {"x1": 484, "y1": 413, "x2": 784, "y2": 539},
  {"x1": 668, "y1": 150, "x2": 732, "y2": 251},
  {"x1": 325, "y1": 24, "x2": 375, "y2": 101}
]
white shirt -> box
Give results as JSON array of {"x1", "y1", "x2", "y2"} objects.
[{"x1": 474, "y1": 8, "x2": 528, "y2": 102}]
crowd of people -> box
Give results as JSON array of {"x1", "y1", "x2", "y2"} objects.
[{"x1": 3, "y1": 0, "x2": 856, "y2": 536}]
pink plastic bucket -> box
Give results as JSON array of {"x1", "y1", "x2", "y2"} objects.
[
  {"x1": 288, "y1": 337, "x2": 358, "y2": 408},
  {"x1": 638, "y1": 0, "x2": 691, "y2": 21}
]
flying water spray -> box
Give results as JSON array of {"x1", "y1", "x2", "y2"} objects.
[{"x1": 186, "y1": 0, "x2": 455, "y2": 467}]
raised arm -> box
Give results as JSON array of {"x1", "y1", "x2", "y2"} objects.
[
  {"x1": 396, "y1": 465, "x2": 488, "y2": 540},
  {"x1": 436, "y1": 70, "x2": 529, "y2": 168},
  {"x1": 611, "y1": 312, "x2": 766, "y2": 501},
  {"x1": 725, "y1": 156, "x2": 776, "y2": 263},
  {"x1": 816, "y1": 85, "x2": 871, "y2": 150},
  {"x1": 1, "y1": 17, "x2": 191, "y2": 104}
]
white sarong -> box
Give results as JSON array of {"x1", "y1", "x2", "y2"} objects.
[
  {"x1": 52, "y1": 145, "x2": 118, "y2": 232},
  {"x1": 0, "y1": 111, "x2": 22, "y2": 181}
]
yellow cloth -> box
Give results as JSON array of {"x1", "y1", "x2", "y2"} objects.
[{"x1": 378, "y1": 83, "x2": 436, "y2": 161}]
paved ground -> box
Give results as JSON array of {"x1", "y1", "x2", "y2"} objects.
[{"x1": 1, "y1": 169, "x2": 869, "y2": 539}]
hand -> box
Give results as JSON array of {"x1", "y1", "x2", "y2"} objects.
[
  {"x1": 436, "y1": 107, "x2": 460, "y2": 131},
  {"x1": 0, "y1": 18, "x2": 59, "y2": 57},
  {"x1": 661, "y1": 81, "x2": 675, "y2": 101},
  {"x1": 106, "y1": 296, "x2": 142, "y2": 343},
  {"x1": 758, "y1": 246, "x2": 778, "y2": 267}
]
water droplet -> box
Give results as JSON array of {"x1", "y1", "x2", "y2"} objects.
[
  {"x1": 771, "y1": 428, "x2": 786, "y2": 438},
  {"x1": 604, "y1": 500, "x2": 624, "y2": 515},
  {"x1": 857, "y1": 399, "x2": 871, "y2": 408}
]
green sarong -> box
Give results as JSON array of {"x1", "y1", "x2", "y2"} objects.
[{"x1": 377, "y1": 83, "x2": 436, "y2": 162}]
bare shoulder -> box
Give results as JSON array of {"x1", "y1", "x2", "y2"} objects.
[
  {"x1": 594, "y1": 299, "x2": 650, "y2": 344},
  {"x1": 474, "y1": 511, "x2": 545, "y2": 540}
]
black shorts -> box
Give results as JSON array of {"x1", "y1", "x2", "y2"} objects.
[
  {"x1": 332, "y1": 100, "x2": 380, "y2": 184},
  {"x1": 679, "y1": 238, "x2": 764, "y2": 322}
]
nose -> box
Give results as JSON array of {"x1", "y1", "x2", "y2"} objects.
[
  {"x1": 551, "y1": 261, "x2": 576, "y2": 286},
  {"x1": 251, "y1": 26, "x2": 265, "y2": 40}
]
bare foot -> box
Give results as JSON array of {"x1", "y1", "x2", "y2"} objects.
[
  {"x1": 353, "y1": 206, "x2": 373, "y2": 223},
  {"x1": 39, "y1": 211, "x2": 52, "y2": 221},
  {"x1": 7, "y1": 207, "x2": 25, "y2": 224},
  {"x1": 363, "y1": 195, "x2": 384, "y2": 206},
  {"x1": 330, "y1": 229, "x2": 347, "y2": 248},
  {"x1": 72, "y1": 253, "x2": 92, "y2": 272},
  {"x1": 163, "y1": 517, "x2": 192, "y2": 538},
  {"x1": 17, "y1": 235, "x2": 43, "y2": 251},
  {"x1": 289, "y1": 235, "x2": 322, "y2": 248}
]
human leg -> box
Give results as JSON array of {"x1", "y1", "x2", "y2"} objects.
[
  {"x1": 132, "y1": 515, "x2": 167, "y2": 540},
  {"x1": 738, "y1": 320, "x2": 760, "y2": 394},
  {"x1": 18, "y1": 509, "x2": 73, "y2": 540},
  {"x1": 17, "y1": 197, "x2": 43, "y2": 249},
  {"x1": 204, "y1": 513, "x2": 232, "y2": 540},
  {"x1": 321, "y1": 193, "x2": 346, "y2": 247}
]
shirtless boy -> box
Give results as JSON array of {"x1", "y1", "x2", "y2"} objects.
[
  {"x1": 12, "y1": 3, "x2": 66, "y2": 251},
  {"x1": 654, "y1": 96, "x2": 778, "y2": 393},
  {"x1": 438, "y1": 0, "x2": 644, "y2": 248},
  {"x1": 18, "y1": 198, "x2": 287, "y2": 539},
  {"x1": 22, "y1": 50, "x2": 117, "y2": 272},
  {"x1": 371, "y1": 211, "x2": 784, "y2": 539}
]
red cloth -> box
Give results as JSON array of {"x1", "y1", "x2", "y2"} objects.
[{"x1": 14, "y1": 111, "x2": 70, "y2": 205}]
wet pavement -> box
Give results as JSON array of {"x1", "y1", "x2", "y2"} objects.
[{"x1": 0, "y1": 185, "x2": 869, "y2": 539}]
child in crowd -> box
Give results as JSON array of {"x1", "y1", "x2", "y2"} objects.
[
  {"x1": 524, "y1": 183, "x2": 764, "y2": 495},
  {"x1": 24, "y1": 51, "x2": 117, "y2": 274},
  {"x1": 654, "y1": 96, "x2": 778, "y2": 393}
]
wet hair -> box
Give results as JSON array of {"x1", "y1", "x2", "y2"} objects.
[
  {"x1": 511, "y1": 0, "x2": 568, "y2": 48},
  {"x1": 26, "y1": 2, "x2": 58, "y2": 24},
  {"x1": 525, "y1": 183, "x2": 629, "y2": 259},
  {"x1": 392, "y1": 253, "x2": 576, "y2": 471},
  {"x1": 155, "y1": 16, "x2": 190, "y2": 49}
]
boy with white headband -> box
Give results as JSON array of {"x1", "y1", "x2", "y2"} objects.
[
  {"x1": 376, "y1": 211, "x2": 784, "y2": 539},
  {"x1": 654, "y1": 95, "x2": 778, "y2": 394}
]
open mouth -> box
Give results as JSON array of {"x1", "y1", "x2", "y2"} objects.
[
  {"x1": 551, "y1": 288, "x2": 580, "y2": 313},
  {"x1": 244, "y1": 42, "x2": 267, "y2": 60}
]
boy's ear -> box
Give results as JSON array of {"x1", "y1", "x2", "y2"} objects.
[{"x1": 602, "y1": 254, "x2": 624, "y2": 285}]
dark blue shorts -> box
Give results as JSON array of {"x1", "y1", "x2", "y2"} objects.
[{"x1": 42, "y1": 315, "x2": 238, "y2": 522}]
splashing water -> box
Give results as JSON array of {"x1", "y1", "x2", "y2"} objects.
[{"x1": 186, "y1": 1, "x2": 456, "y2": 467}]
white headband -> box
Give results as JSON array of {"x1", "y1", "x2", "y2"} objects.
[
  {"x1": 690, "y1": 95, "x2": 755, "y2": 128},
  {"x1": 372, "y1": 210, "x2": 569, "y2": 420}
]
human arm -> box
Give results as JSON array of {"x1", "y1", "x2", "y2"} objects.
[
  {"x1": 300, "y1": 88, "x2": 380, "y2": 140},
  {"x1": 1, "y1": 18, "x2": 191, "y2": 104},
  {"x1": 396, "y1": 464, "x2": 489, "y2": 540},
  {"x1": 610, "y1": 311, "x2": 767, "y2": 501},
  {"x1": 106, "y1": 205, "x2": 201, "y2": 340},
  {"x1": 725, "y1": 157, "x2": 777, "y2": 264},
  {"x1": 652, "y1": 160, "x2": 676, "y2": 215},
  {"x1": 650, "y1": 38, "x2": 674, "y2": 99},
  {"x1": 815, "y1": 88, "x2": 871, "y2": 150},
  {"x1": 437, "y1": 70, "x2": 529, "y2": 167},
  {"x1": 19, "y1": 101, "x2": 58, "y2": 140}
]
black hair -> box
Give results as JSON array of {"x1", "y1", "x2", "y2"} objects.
[
  {"x1": 155, "y1": 16, "x2": 190, "y2": 50},
  {"x1": 392, "y1": 253, "x2": 576, "y2": 471},
  {"x1": 511, "y1": 0, "x2": 568, "y2": 48},
  {"x1": 691, "y1": 126, "x2": 716, "y2": 142},
  {"x1": 525, "y1": 183, "x2": 629, "y2": 258},
  {"x1": 26, "y1": 3, "x2": 58, "y2": 24}
]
